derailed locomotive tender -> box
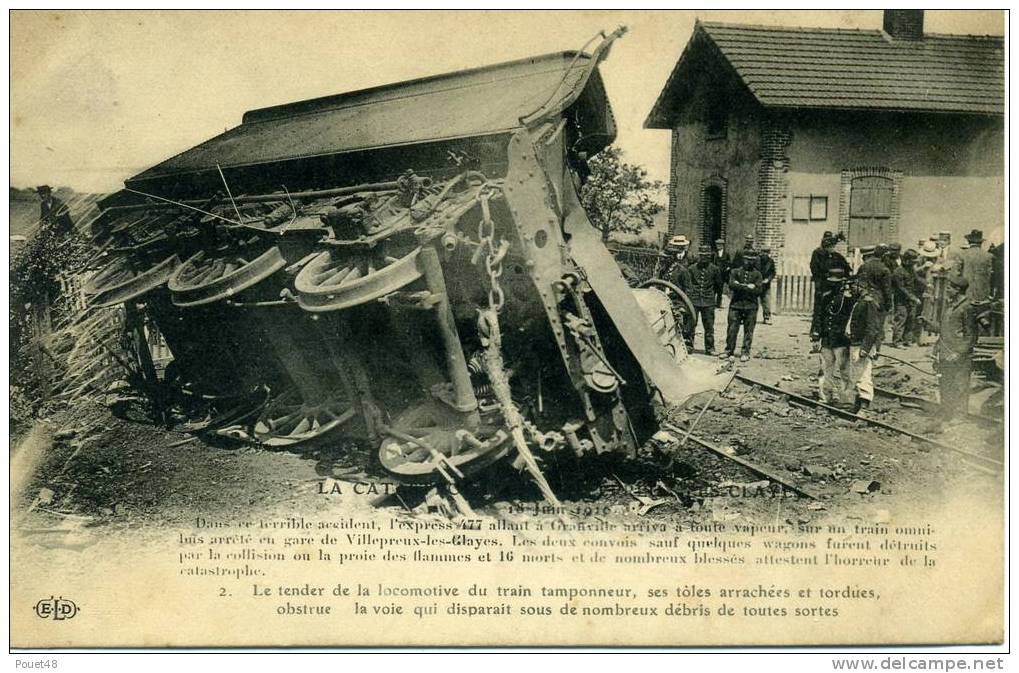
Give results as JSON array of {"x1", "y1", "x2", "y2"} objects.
[{"x1": 84, "y1": 29, "x2": 725, "y2": 497}]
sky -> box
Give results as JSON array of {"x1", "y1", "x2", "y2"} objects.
[{"x1": 9, "y1": 9, "x2": 1005, "y2": 194}]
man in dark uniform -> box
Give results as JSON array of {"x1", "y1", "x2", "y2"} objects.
[
  {"x1": 723, "y1": 249, "x2": 763, "y2": 362},
  {"x1": 686, "y1": 245, "x2": 724, "y2": 354},
  {"x1": 895, "y1": 249, "x2": 923, "y2": 345},
  {"x1": 37, "y1": 185, "x2": 73, "y2": 235},
  {"x1": 857, "y1": 244, "x2": 894, "y2": 312},
  {"x1": 934, "y1": 275, "x2": 977, "y2": 423},
  {"x1": 816, "y1": 268, "x2": 854, "y2": 405},
  {"x1": 758, "y1": 245, "x2": 776, "y2": 324},
  {"x1": 730, "y1": 234, "x2": 754, "y2": 269},
  {"x1": 668, "y1": 250, "x2": 694, "y2": 352},
  {"x1": 847, "y1": 280, "x2": 884, "y2": 416},
  {"x1": 713, "y1": 238, "x2": 729, "y2": 308},
  {"x1": 809, "y1": 231, "x2": 850, "y2": 341}
]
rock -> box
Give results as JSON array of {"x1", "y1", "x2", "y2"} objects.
[
  {"x1": 785, "y1": 461, "x2": 801, "y2": 473},
  {"x1": 802, "y1": 465, "x2": 833, "y2": 479},
  {"x1": 737, "y1": 406, "x2": 755, "y2": 418},
  {"x1": 37, "y1": 488, "x2": 55, "y2": 506},
  {"x1": 850, "y1": 479, "x2": 881, "y2": 494},
  {"x1": 114, "y1": 503, "x2": 127, "y2": 516},
  {"x1": 54, "y1": 428, "x2": 77, "y2": 441},
  {"x1": 806, "y1": 502, "x2": 826, "y2": 511}
]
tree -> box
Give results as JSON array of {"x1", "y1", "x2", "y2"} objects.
[{"x1": 579, "y1": 146, "x2": 665, "y2": 243}]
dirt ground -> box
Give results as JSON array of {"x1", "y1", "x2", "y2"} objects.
[{"x1": 11, "y1": 312, "x2": 1004, "y2": 539}]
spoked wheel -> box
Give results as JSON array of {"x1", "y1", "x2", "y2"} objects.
[
  {"x1": 251, "y1": 386, "x2": 358, "y2": 448},
  {"x1": 378, "y1": 400, "x2": 511, "y2": 486},
  {"x1": 169, "y1": 246, "x2": 286, "y2": 307},
  {"x1": 180, "y1": 385, "x2": 269, "y2": 436},
  {"x1": 637, "y1": 278, "x2": 696, "y2": 343},
  {"x1": 295, "y1": 244, "x2": 423, "y2": 312},
  {"x1": 86, "y1": 254, "x2": 180, "y2": 308}
]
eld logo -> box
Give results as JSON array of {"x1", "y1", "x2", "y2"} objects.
[{"x1": 34, "y1": 596, "x2": 78, "y2": 621}]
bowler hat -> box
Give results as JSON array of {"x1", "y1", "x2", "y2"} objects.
[{"x1": 964, "y1": 229, "x2": 984, "y2": 243}]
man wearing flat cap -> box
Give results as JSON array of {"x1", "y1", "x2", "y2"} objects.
[
  {"x1": 959, "y1": 228, "x2": 993, "y2": 305},
  {"x1": 809, "y1": 231, "x2": 850, "y2": 341},
  {"x1": 934, "y1": 274, "x2": 977, "y2": 423},
  {"x1": 723, "y1": 248, "x2": 763, "y2": 361},
  {"x1": 686, "y1": 244, "x2": 724, "y2": 354},
  {"x1": 36, "y1": 185, "x2": 73, "y2": 235}
]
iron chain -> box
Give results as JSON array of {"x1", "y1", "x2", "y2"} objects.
[{"x1": 476, "y1": 190, "x2": 507, "y2": 312}]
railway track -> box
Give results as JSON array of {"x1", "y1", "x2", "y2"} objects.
[{"x1": 733, "y1": 374, "x2": 1003, "y2": 472}]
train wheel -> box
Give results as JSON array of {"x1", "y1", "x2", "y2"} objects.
[
  {"x1": 637, "y1": 278, "x2": 696, "y2": 343},
  {"x1": 378, "y1": 400, "x2": 511, "y2": 486},
  {"x1": 294, "y1": 246, "x2": 423, "y2": 312},
  {"x1": 169, "y1": 246, "x2": 285, "y2": 307},
  {"x1": 86, "y1": 254, "x2": 180, "y2": 308},
  {"x1": 252, "y1": 386, "x2": 357, "y2": 448}
]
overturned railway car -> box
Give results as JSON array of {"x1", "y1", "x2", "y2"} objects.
[{"x1": 85, "y1": 30, "x2": 724, "y2": 488}]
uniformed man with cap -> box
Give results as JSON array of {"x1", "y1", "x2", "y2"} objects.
[
  {"x1": 809, "y1": 231, "x2": 850, "y2": 341},
  {"x1": 687, "y1": 244, "x2": 724, "y2": 354},
  {"x1": 816, "y1": 267, "x2": 854, "y2": 405},
  {"x1": 847, "y1": 279, "x2": 884, "y2": 415},
  {"x1": 723, "y1": 248, "x2": 763, "y2": 361},
  {"x1": 934, "y1": 274, "x2": 977, "y2": 422},
  {"x1": 857, "y1": 243, "x2": 894, "y2": 313},
  {"x1": 730, "y1": 234, "x2": 755, "y2": 269}
]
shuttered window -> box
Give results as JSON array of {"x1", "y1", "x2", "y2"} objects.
[{"x1": 848, "y1": 175, "x2": 894, "y2": 247}]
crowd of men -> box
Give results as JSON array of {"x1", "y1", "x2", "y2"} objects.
[
  {"x1": 659, "y1": 228, "x2": 1001, "y2": 423},
  {"x1": 662, "y1": 233, "x2": 774, "y2": 362},
  {"x1": 809, "y1": 228, "x2": 1000, "y2": 421}
]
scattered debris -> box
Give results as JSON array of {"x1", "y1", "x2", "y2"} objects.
[{"x1": 850, "y1": 480, "x2": 881, "y2": 495}]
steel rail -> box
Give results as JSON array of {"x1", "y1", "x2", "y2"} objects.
[
  {"x1": 872, "y1": 385, "x2": 1002, "y2": 427},
  {"x1": 661, "y1": 421, "x2": 819, "y2": 500},
  {"x1": 734, "y1": 374, "x2": 1003, "y2": 470}
]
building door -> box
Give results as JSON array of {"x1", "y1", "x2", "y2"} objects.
[
  {"x1": 703, "y1": 185, "x2": 724, "y2": 249},
  {"x1": 848, "y1": 175, "x2": 893, "y2": 248}
]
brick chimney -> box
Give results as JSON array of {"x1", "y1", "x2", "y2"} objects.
[{"x1": 883, "y1": 10, "x2": 925, "y2": 40}]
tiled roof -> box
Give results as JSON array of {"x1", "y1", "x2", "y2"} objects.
[{"x1": 646, "y1": 21, "x2": 1004, "y2": 127}]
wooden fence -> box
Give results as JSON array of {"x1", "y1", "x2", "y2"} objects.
[
  {"x1": 773, "y1": 253, "x2": 815, "y2": 315},
  {"x1": 607, "y1": 244, "x2": 818, "y2": 316}
]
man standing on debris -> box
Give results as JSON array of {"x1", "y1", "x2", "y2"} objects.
[
  {"x1": 934, "y1": 275, "x2": 977, "y2": 423},
  {"x1": 758, "y1": 245, "x2": 776, "y2": 325},
  {"x1": 37, "y1": 185, "x2": 73, "y2": 235},
  {"x1": 687, "y1": 245, "x2": 724, "y2": 355},
  {"x1": 847, "y1": 279, "x2": 884, "y2": 416},
  {"x1": 723, "y1": 249, "x2": 763, "y2": 362},
  {"x1": 816, "y1": 268, "x2": 854, "y2": 405},
  {"x1": 809, "y1": 231, "x2": 850, "y2": 341}
]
